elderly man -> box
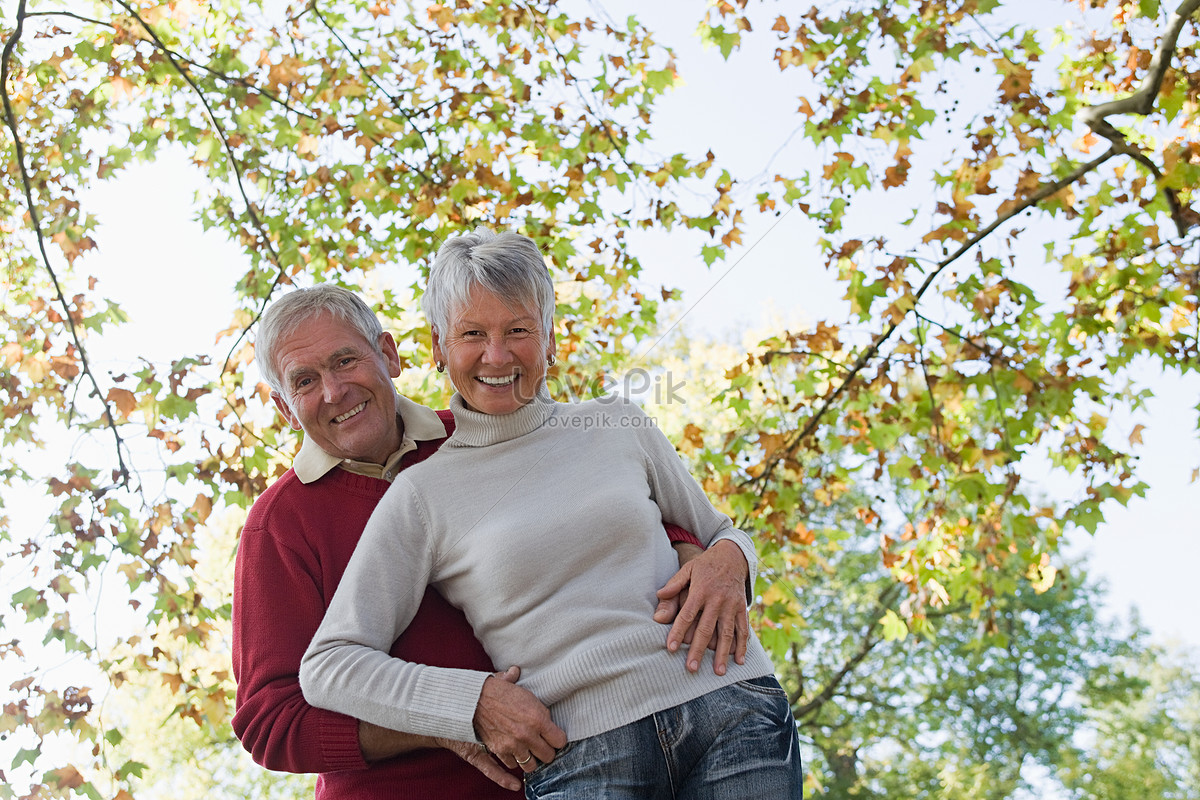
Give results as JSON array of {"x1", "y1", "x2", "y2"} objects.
[{"x1": 231, "y1": 285, "x2": 752, "y2": 799}]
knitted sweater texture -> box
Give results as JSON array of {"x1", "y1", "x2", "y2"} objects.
[{"x1": 301, "y1": 392, "x2": 774, "y2": 744}]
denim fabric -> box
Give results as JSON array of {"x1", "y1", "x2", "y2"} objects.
[{"x1": 524, "y1": 675, "x2": 803, "y2": 799}]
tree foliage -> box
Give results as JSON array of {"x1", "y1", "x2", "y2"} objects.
[{"x1": 1, "y1": 0, "x2": 1198, "y2": 797}]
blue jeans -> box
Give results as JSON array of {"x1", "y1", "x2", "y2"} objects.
[{"x1": 523, "y1": 675, "x2": 803, "y2": 799}]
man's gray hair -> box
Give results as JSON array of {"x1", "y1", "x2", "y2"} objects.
[
  {"x1": 422, "y1": 228, "x2": 555, "y2": 340},
  {"x1": 256, "y1": 285, "x2": 384, "y2": 394}
]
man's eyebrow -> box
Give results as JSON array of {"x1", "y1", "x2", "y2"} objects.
[{"x1": 284, "y1": 364, "x2": 315, "y2": 384}]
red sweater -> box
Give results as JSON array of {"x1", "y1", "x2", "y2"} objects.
[{"x1": 232, "y1": 410, "x2": 699, "y2": 798}]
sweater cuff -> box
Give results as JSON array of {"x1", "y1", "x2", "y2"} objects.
[
  {"x1": 409, "y1": 667, "x2": 492, "y2": 743},
  {"x1": 663, "y1": 523, "x2": 703, "y2": 547},
  {"x1": 319, "y1": 708, "x2": 370, "y2": 772}
]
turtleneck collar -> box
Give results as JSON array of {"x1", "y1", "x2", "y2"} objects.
[{"x1": 445, "y1": 385, "x2": 556, "y2": 448}]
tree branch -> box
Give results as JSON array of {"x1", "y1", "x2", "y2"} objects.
[
  {"x1": 742, "y1": 148, "x2": 1117, "y2": 501},
  {"x1": 107, "y1": 0, "x2": 288, "y2": 375},
  {"x1": 793, "y1": 583, "x2": 903, "y2": 720},
  {"x1": 513, "y1": 0, "x2": 636, "y2": 169},
  {"x1": 306, "y1": 0, "x2": 438, "y2": 179},
  {"x1": 1077, "y1": 0, "x2": 1200, "y2": 235},
  {"x1": 24, "y1": 9, "x2": 317, "y2": 121},
  {"x1": 2, "y1": 0, "x2": 131, "y2": 487}
]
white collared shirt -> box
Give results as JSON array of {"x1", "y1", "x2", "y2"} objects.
[{"x1": 292, "y1": 393, "x2": 448, "y2": 484}]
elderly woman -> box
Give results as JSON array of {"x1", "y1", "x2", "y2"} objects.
[{"x1": 300, "y1": 229, "x2": 803, "y2": 798}]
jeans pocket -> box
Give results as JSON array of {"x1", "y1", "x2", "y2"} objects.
[
  {"x1": 736, "y1": 674, "x2": 789, "y2": 699},
  {"x1": 527, "y1": 741, "x2": 573, "y2": 778}
]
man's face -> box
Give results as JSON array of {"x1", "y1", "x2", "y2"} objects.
[{"x1": 270, "y1": 312, "x2": 403, "y2": 465}]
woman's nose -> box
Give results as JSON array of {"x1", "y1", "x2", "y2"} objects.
[{"x1": 481, "y1": 337, "x2": 510, "y2": 364}]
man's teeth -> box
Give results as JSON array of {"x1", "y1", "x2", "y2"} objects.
[
  {"x1": 334, "y1": 402, "x2": 366, "y2": 423},
  {"x1": 478, "y1": 375, "x2": 517, "y2": 386}
]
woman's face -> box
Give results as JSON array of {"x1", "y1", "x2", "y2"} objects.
[{"x1": 432, "y1": 287, "x2": 554, "y2": 416}]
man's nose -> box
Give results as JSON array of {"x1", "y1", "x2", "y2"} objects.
[{"x1": 322, "y1": 372, "x2": 346, "y2": 402}]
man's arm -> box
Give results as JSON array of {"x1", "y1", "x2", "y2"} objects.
[
  {"x1": 360, "y1": 721, "x2": 521, "y2": 789},
  {"x1": 231, "y1": 503, "x2": 519, "y2": 790},
  {"x1": 232, "y1": 510, "x2": 372, "y2": 773}
]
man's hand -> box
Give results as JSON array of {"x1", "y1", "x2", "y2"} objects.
[
  {"x1": 654, "y1": 539, "x2": 749, "y2": 675},
  {"x1": 435, "y1": 738, "x2": 523, "y2": 792},
  {"x1": 472, "y1": 666, "x2": 567, "y2": 775},
  {"x1": 358, "y1": 718, "x2": 523, "y2": 792}
]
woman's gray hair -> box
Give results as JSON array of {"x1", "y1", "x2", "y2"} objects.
[
  {"x1": 423, "y1": 228, "x2": 555, "y2": 340},
  {"x1": 256, "y1": 285, "x2": 384, "y2": 394}
]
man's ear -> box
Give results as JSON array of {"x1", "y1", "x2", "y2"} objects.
[
  {"x1": 378, "y1": 331, "x2": 402, "y2": 378},
  {"x1": 271, "y1": 391, "x2": 303, "y2": 431}
]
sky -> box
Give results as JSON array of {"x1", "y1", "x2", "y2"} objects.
[{"x1": 58, "y1": 0, "x2": 1198, "y2": 656}]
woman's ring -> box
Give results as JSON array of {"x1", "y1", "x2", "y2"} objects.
[{"x1": 515, "y1": 754, "x2": 531, "y2": 765}]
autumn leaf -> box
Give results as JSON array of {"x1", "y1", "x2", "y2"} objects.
[
  {"x1": 1129, "y1": 423, "x2": 1145, "y2": 445},
  {"x1": 106, "y1": 388, "x2": 138, "y2": 418}
]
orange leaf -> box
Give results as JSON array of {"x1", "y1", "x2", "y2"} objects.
[
  {"x1": 106, "y1": 387, "x2": 137, "y2": 418},
  {"x1": 1128, "y1": 424, "x2": 1145, "y2": 445}
]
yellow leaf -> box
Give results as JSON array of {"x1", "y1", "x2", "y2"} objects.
[
  {"x1": 1074, "y1": 131, "x2": 1099, "y2": 153},
  {"x1": 1027, "y1": 553, "x2": 1056, "y2": 593},
  {"x1": 189, "y1": 493, "x2": 213, "y2": 523},
  {"x1": 110, "y1": 75, "x2": 135, "y2": 99},
  {"x1": 24, "y1": 352, "x2": 49, "y2": 381},
  {"x1": 46, "y1": 766, "x2": 85, "y2": 790},
  {"x1": 1128, "y1": 423, "x2": 1145, "y2": 445},
  {"x1": 0, "y1": 342, "x2": 21, "y2": 366}
]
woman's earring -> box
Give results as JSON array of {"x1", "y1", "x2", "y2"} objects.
[
  {"x1": 436, "y1": 361, "x2": 445, "y2": 373},
  {"x1": 547, "y1": 353, "x2": 556, "y2": 366}
]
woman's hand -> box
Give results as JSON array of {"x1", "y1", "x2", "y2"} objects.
[
  {"x1": 654, "y1": 539, "x2": 750, "y2": 675},
  {"x1": 472, "y1": 665, "x2": 567, "y2": 774}
]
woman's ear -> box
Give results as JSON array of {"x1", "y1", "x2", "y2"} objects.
[{"x1": 431, "y1": 325, "x2": 444, "y2": 364}]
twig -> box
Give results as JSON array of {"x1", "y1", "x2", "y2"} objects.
[
  {"x1": 108, "y1": 0, "x2": 287, "y2": 375},
  {"x1": 743, "y1": 148, "x2": 1117, "y2": 500},
  {"x1": 1, "y1": 0, "x2": 131, "y2": 486},
  {"x1": 23, "y1": 9, "x2": 317, "y2": 120},
  {"x1": 793, "y1": 583, "x2": 902, "y2": 720},
  {"x1": 1077, "y1": 0, "x2": 1200, "y2": 235},
  {"x1": 307, "y1": 0, "x2": 438, "y2": 179}
]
